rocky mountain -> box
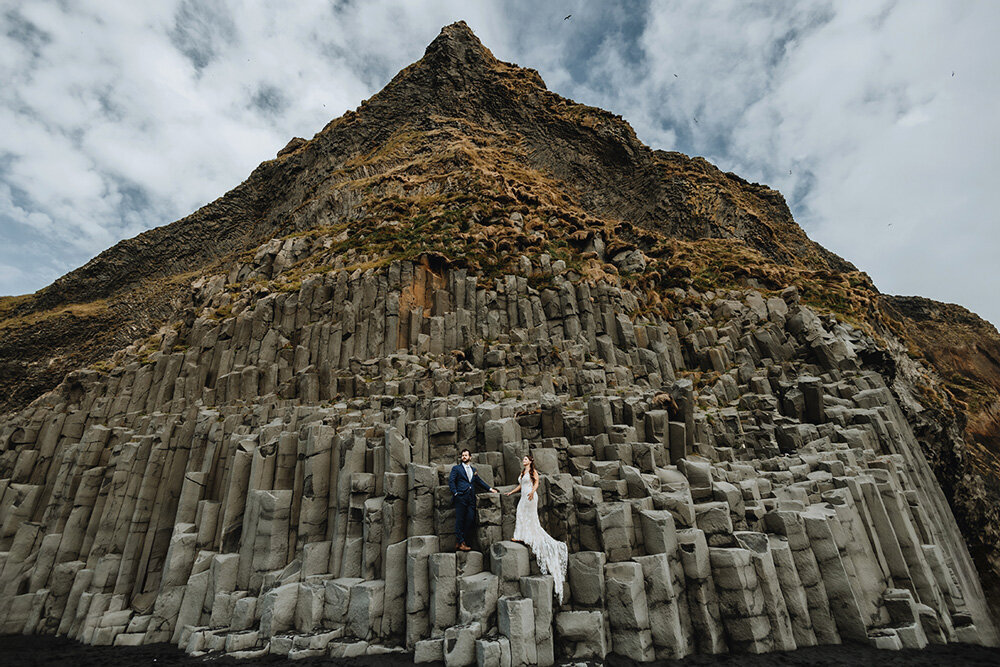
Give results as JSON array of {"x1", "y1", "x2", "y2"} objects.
[{"x1": 0, "y1": 21, "x2": 997, "y2": 662}]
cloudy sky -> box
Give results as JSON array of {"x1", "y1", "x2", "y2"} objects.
[{"x1": 2, "y1": 1, "x2": 998, "y2": 327}]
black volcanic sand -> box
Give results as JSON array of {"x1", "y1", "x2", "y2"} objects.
[{"x1": 1, "y1": 636, "x2": 999, "y2": 666}]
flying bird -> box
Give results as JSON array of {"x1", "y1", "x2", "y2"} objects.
[
  {"x1": 693, "y1": 117, "x2": 698, "y2": 124},
  {"x1": 674, "y1": 74, "x2": 678, "y2": 78},
  {"x1": 564, "y1": 14, "x2": 572, "y2": 20}
]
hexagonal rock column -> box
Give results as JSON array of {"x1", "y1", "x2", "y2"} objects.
[
  {"x1": 555, "y1": 610, "x2": 607, "y2": 660},
  {"x1": 694, "y1": 502, "x2": 735, "y2": 547},
  {"x1": 295, "y1": 579, "x2": 325, "y2": 633},
  {"x1": 429, "y1": 552, "x2": 457, "y2": 636},
  {"x1": 324, "y1": 577, "x2": 363, "y2": 627},
  {"x1": 476, "y1": 493, "x2": 503, "y2": 551},
  {"x1": 709, "y1": 546, "x2": 773, "y2": 653},
  {"x1": 474, "y1": 636, "x2": 511, "y2": 667},
  {"x1": 521, "y1": 575, "x2": 555, "y2": 666},
  {"x1": 347, "y1": 579, "x2": 384, "y2": 641},
  {"x1": 378, "y1": 540, "x2": 407, "y2": 641},
  {"x1": 405, "y1": 534, "x2": 438, "y2": 648},
  {"x1": 242, "y1": 489, "x2": 293, "y2": 593},
  {"x1": 407, "y1": 464, "x2": 437, "y2": 537},
  {"x1": 568, "y1": 551, "x2": 605, "y2": 610},
  {"x1": 489, "y1": 541, "x2": 529, "y2": 597},
  {"x1": 764, "y1": 510, "x2": 840, "y2": 645},
  {"x1": 444, "y1": 621, "x2": 482, "y2": 667},
  {"x1": 634, "y1": 553, "x2": 689, "y2": 659},
  {"x1": 882, "y1": 588, "x2": 931, "y2": 649},
  {"x1": 498, "y1": 596, "x2": 536, "y2": 666},
  {"x1": 677, "y1": 528, "x2": 727, "y2": 654},
  {"x1": 604, "y1": 561, "x2": 655, "y2": 661},
  {"x1": 638, "y1": 509, "x2": 678, "y2": 555},
  {"x1": 259, "y1": 581, "x2": 298, "y2": 639},
  {"x1": 458, "y1": 571, "x2": 499, "y2": 630},
  {"x1": 801, "y1": 506, "x2": 868, "y2": 641},
  {"x1": 768, "y1": 534, "x2": 817, "y2": 647},
  {"x1": 596, "y1": 502, "x2": 634, "y2": 561},
  {"x1": 735, "y1": 531, "x2": 797, "y2": 651}
]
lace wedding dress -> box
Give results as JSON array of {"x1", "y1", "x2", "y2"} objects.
[{"x1": 512, "y1": 471, "x2": 568, "y2": 601}]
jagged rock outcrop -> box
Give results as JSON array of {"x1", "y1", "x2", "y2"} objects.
[{"x1": 0, "y1": 21, "x2": 997, "y2": 663}]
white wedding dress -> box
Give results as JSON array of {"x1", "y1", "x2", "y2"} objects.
[{"x1": 512, "y1": 470, "x2": 568, "y2": 601}]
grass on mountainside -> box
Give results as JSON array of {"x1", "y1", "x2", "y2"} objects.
[
  {"x1": 0, "y1": 299, "x2": 111, "y2": 331},
  {"x1": 0, "y1": 294, "x2": 32, "y2": 321},
  {"x1": 213, "y1": 119, "x2": 887, "y2": 336}
]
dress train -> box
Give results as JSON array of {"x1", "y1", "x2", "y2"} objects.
[{"x1": 512, "y1": 471, "x2": 568, "y2": 601}]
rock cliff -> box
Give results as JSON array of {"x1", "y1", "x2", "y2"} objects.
[{"x1": 0, "y1": 21, "x2": 997, "y2": 662}]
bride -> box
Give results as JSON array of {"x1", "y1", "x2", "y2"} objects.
[{"x1": 506, "y1": 454, "x2": 568, "y2": 601}]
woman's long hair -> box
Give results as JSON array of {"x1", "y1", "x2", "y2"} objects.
[{"x1": 525, "y1": 453, "x2": 537, "y2": 483}]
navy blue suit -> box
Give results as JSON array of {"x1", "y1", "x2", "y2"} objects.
[{"x1": 449, "y1": 463, "x2": 492, "y2": 546}]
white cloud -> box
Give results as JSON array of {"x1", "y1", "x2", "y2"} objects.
[
  {"x1": 584, "y1": 0, "x2": 1000, "y2": 327},
  {"x1": 722, "y1": 1, "x2": 1000, "y2": 326},
  {"x1": 0, "y1": 0, "x2": 997, "y2": 330}
]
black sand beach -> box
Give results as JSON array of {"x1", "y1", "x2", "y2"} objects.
[{"x1": 1, "y1": 635, "x2": 998, "y2": 667}]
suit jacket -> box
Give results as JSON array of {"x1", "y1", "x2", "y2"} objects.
[{"x1": 449, "y1": 463, "x2": 491, "y2": 502}]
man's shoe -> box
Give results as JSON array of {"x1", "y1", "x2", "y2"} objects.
[{"x1": 458, "y1": 543, "x2": 472, "y2": 552}]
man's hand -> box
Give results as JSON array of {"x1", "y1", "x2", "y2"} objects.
[{"x1": 490, "y1": 487, "x2": 498, "y2": 493}]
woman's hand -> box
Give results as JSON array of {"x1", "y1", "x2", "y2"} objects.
[{"x1": 528, "y1": 492, "x2": 534, "y2": 501}]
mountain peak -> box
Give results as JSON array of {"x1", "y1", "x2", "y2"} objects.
[
  {"x1": 423, "y1": 21, "x2": 494, "y2": 67},
  {"x1": 411, "y1": 20, "x2": 506, "y2": 90},
  {"x1": 364, "y1": 21, "x2": 546, "y2": 115}
]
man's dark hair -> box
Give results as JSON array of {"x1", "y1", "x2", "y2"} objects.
[{"x1": 460, "y1": 448, "x2": 471, "y2": 456}]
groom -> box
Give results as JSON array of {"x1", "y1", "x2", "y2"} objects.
[{"x1": 448, "y1": 448, "x2": 498, "y2": 551}]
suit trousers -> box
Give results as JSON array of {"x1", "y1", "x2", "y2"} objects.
[{"x1": 454, "y1": 493, "x2": 476, "y2": 546}]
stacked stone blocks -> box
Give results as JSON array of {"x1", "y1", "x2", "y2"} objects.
[{"x1": 0, "y1": 257, "x2": 995, "y2": 662}]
